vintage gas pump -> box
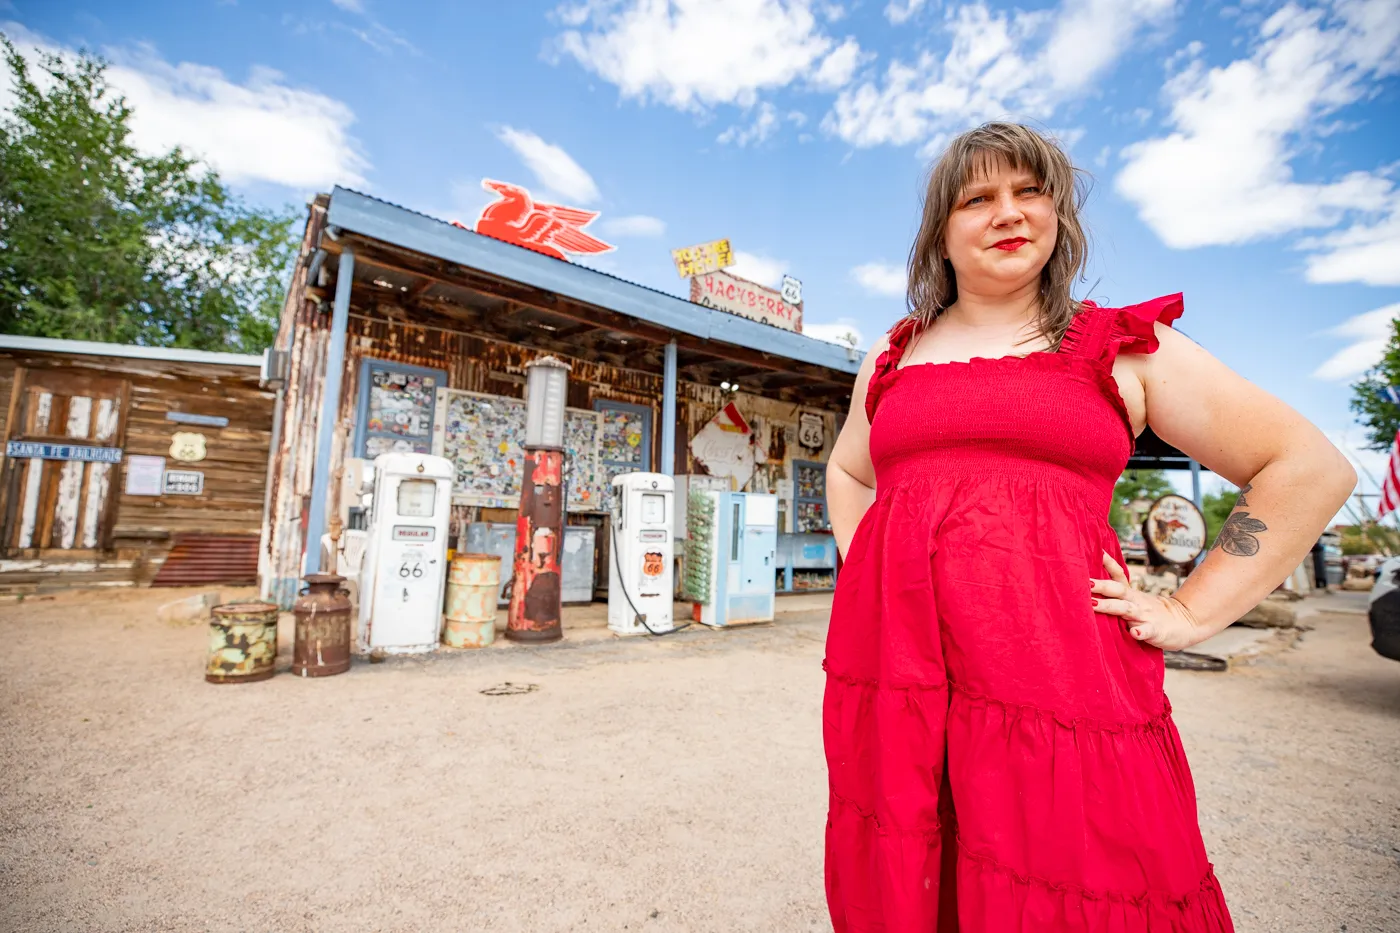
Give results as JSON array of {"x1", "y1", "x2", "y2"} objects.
[
  {"x1": 608, "y1": 472, "x2": 677, "y2": 636},
  {"x1": 357, "y1": 452, "x2": 454, "y2": 654},
  {"x1": 692, "y1": 490, "x2": 778, "y2": 627}
]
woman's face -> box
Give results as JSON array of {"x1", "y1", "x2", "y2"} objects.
[{"x1": 942, "y1": 158, "x2": 1057, "y2": 299}]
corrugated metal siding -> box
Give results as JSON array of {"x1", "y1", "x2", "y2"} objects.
[{"x1": 151, "y1": 534, "x2": 259, "y2": 586}]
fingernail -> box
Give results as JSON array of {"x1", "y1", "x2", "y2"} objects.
[{"x1": 1092, "y1": 598, "x2": 1100, "y2": 608}]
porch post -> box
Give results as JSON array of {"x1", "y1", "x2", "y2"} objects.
[
  {"x1": 661, "y1": 340, "x2": 677, "y2": 476},
  {"x1": 304, "y1": 247, "x2": 354, "y2": 576}
]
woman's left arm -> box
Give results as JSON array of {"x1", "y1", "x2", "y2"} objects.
[{"x1": 1091, "y1": 323, "x2": 1357, "y2": 650}]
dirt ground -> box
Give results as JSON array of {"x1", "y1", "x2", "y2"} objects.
[{"x1": 1, "y1": 588, "x2": 1396, "y2": 933}]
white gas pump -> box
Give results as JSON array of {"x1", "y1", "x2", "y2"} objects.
[
  {"x1": 357, "y1": 452, "x2": 454, "y2": 654},
  {"x1": 608, "y1": 472, "x2": 679, "y2": 636}
]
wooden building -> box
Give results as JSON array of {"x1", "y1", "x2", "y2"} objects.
[
  {"x1": 261, "y1": 189, "x2": 864, "y2": 606},
  {"x1": 0, "y1": 336, "x2": 276, "y2": 593}
]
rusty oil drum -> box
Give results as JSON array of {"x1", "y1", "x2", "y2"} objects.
[
  {"x1": 443, "y1": 553, "x2": 501, "y2": 648},
  {"x1": 292, "y1": 573, "x2": 353, "y2": 677},
  {"x1": 206, "y1": 601, "x2": 279, "y2": 684}
]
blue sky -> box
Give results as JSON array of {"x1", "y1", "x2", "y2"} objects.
[{"x1": 4, "y1": 0, "x2": 1399, "y2": 508}]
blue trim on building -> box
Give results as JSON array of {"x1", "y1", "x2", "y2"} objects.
[{"x1": 325, "y1": 187, "x2": 863, "y2": 377}]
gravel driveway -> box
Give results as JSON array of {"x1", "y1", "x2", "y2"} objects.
[{"x1": 0, "y1": 588, "x2": 1395, "y2": 932}]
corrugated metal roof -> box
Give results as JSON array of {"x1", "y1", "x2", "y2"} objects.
[
  {"x1": 0, "y1": 334, "x2": 263, "y2": 367},
  {"x1": 326, "y1": 187, "x2": 864, "y2": 376}
]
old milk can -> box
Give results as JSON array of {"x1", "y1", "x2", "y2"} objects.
[
  {"x1": 292, "y1": 574, "x2": 353, "y2": 677},
  {"x1": 443, "y1": 553, "x2": 501, "y2": 648},
  {"x1": 206, "y1": 601, "x2": 279, "y2": 684}
]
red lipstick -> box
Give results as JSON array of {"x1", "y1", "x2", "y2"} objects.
[{"x1": 992, "y1": 238, "x2": 1029, "y2": 251}]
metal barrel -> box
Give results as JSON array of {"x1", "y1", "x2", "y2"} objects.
[
  {"x1": 443, "y1": 553, "x2": 501, "y2": 649},
  {"x1": 292, "y1": 573, "x2": 353, "y2": 677},
  {"x1": 206, "y1": 601, "x2": 279, "y2": 684}
]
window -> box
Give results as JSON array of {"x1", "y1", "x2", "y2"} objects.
[
  {"x1": 353, "y1": 359, "x2": 448, "y2": 460},
  {"x1": 641, "y1": 493, "x2": 666, "y2": 525},
  {"x1": 396, "y1": 479, "x2": 437, "y2": 518}
]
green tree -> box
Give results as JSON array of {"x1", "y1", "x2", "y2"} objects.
[
  {"x1": 0, "y1": 36, "x2": 295, "y2": 352},
  {"x1": 1349, "y1": 313, "x2": 1400, "y2": 450},
  {"x1": 1201, "y1": 487, "x2": 1239, "y2": 550},
  {"x1": 1108, "y1": 470, "x2": 1175, "y2": 533},
  {"x1": 1339, "y1": 524, "x2": 1400, "y2": 556}
]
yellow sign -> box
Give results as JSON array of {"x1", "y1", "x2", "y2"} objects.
[
  {"x1": 169, "y1": 432, "x2": 207, "y2": 463},
  {"x1": 671, "y1": 238, "x2": 734, "y2": 279}
]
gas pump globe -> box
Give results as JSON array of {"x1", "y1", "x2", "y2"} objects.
[
  {"x1": 506, "y1": 357, "x2": 572, "y2": 643},
  {"x1": 524, "y1": 357, "x2": 569, "y2": 448}
]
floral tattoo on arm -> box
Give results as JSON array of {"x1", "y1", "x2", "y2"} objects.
[{"x1": 1211, "y1": 483, "x2": 1268, "y2": 557}]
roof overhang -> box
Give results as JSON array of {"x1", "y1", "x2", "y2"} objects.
[
  {"x1": 323, "y1": 188, "x2": 863, "y2": 384},
  {"x1": 0, "y1": 334, "x2": 263, "y2": 368}
]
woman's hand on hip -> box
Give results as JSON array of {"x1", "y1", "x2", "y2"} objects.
[{"x1": 1090, "y1": 552, "x2": 1206, "y2": 651}]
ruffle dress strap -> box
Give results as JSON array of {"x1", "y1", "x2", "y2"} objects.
[
  {"x1": 1059, "y1": 294, "x2": 1184, "y2": 367},
  {"x1": 863, "y1": 316, "x2": 923, "y2": 424}
]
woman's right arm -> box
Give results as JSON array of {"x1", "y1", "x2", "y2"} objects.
[{"x1": 826, "y1": 335, "x2": 889, "y2": 559}]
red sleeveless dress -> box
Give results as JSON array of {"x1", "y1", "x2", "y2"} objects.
[{"x1": 822, "y1": 296, "x2": 1234, "y2": 931}]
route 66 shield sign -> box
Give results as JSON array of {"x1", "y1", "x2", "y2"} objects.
[
  {"x1": 798, "y1": 412, "x2": 824, "y2": 449},
  {"x1": 781, "y1": 275, "x2": 802, "y2": 305},
  {"x1": 169, "y1": 432, "x2": 207, "y2": 463}
]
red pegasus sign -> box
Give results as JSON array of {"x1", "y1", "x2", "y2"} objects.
[{"x1": 469, "y1": 179, "x2": 614, "y2": 261}]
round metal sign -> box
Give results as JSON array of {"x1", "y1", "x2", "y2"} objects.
[{"x1": 1144, "y1": 494, "x2": 1207, "y2": 565}]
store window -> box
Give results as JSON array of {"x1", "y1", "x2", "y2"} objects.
[
  {"x1": 353, "y1": 359, "x2": 448, "y2": 459},
  {"x1": 593, "y1": 400, "x2": 652, "y2": 512}
]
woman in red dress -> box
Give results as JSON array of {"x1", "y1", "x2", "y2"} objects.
[{"x1": 822, "y1": 122, "x2": 1355, "y2": 931}]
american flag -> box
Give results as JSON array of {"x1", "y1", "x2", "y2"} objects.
[{"x1": 1380, "y1": 427, "x2": 1400, "y2": 519}]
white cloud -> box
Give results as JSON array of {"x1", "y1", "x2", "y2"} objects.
[
  {"x1": 824, "y1": 0, "x2": 1174, "y2": 150},
  {"x1": 729, "y1": 250, "x2": 787, "y2": 287},
  {"x1": 1116, "y1": 1, "x2": 1400, "y2": 252},
  {"x1": 885, "y1": 0, "x2": 929, "y2": 25},
  {"x1": 552, "y1": 0, "x2": 863, "y2": 110},
  {"x1": 811, "y1": 37, "x2": 866, "y2": 90},
  {"x1": 0, "y1": 23, "x2": 369, "y2": 190},
  {"x1": 495, "y1": 126, "x2": 600, "y2": 204},
  {"x1": 1313, "y1": 303, "x2": 1400, "y2": 381},
  {"x1": 599, "y1": 214, "x2": 667, "y2": 237},
  {"x1": 805, "y1": 319, "x2": 865, "y2": 349},
  {"x1": 851, "y1": 261, "x2": 907, "y2": 297},
  {"x1": 1302, "y1": 193, "x2": 1400, "y2": 286},
  {"x1": 337, "y1": 21, "x2": 418, "y2": 56},
  {"x1": 1040, "y1": 0, "x2": 1174, "y2": 93},
  {"x1": 331, "y1": 0, "x2": 364, "y2": 11},
  {"x1": 718, "y1": 102, "x2": 780, "y2": 146}
]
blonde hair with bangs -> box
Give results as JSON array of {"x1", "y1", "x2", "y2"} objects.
[{"x1": 906, "y1": 122, "x2": 1090, "y2": 346}]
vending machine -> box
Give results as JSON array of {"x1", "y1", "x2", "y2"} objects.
[
  {"x1": 357, "y1": 452, "x2": 454, "y2": 654},
  {"x1": 692, "y1": 491, "x2": 778, "y2": 627},
  {"x1": 607, "y1": 472, "x2": 675, "y2": 636}
]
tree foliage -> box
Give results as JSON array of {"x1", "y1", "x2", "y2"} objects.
[
  {"x1": 1349, "y1": 313, "x2": 1400, "y2": 451},
  {"x1": 0, "y1": 35, "x2": 296, "y2": 353},
  {"x1": 1108, "y1": 470, "x2": 1176, "y2": 533},
  {"x1": 1201, "y1": 488, "x2": 1239, "y2": 550},
  {"x1": 1338, "y1": 523, "x2": 1400, "y2": 557}
]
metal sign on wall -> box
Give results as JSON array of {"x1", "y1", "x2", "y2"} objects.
[
  {"x1": 690, "y1": 269, "x2": 803, "y2": 333},
  {"x1": 671, "y1": 238, "x2": 734, "y2": 278},
  {"x1": 473, "y1": 179, "x2": 614, "y2": 262},
  {"x1": 1144, "y1": 494, "x2": 1207, "y2": 564},
  {"x1": 162, "y1": 469, "x2": 205, "y2": 495},
  {"x1": 5, "y1": 441, "x2": 122, "y2": 463}
]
